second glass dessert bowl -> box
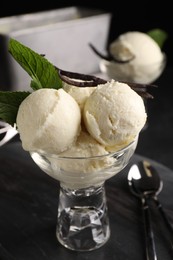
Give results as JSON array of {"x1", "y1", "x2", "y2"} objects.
[
  {"x1": 99, "y1": 53, "x2": 166, "y2": 84},
  {"x1": 30, "y1": 136, "x2": 138, "y2": 252}
]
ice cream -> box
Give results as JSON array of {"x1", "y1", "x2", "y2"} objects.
[
  {"x1": 16, "y1": 78, "x2": 146, "y2": 159},
  {"x1": 100, "y1": 31, "x2": 166, "y2": 83},
  {"x1": 60, "y1": 130, "x2": 108, "y2": 158},
  {"x1": 15, "y1": 76, "x2": 146, "y2": 188},
  {"x1": 16, "y1": 88, "x2": 81, "y2": 154},
  {"x1": 52, "y1": 130, "x2": 111, "y2": 173},
  {"x1": 63, "y1": 82, "x2": 96, "y2": 110},
  {"x1": 83, "y1": 80, "x2": 147, "y2": 150}
]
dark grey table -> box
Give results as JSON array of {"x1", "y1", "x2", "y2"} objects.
[
  {"x1": 136, "y1": 66, "x2": 173, "y2": 171},
  {"x1": 0, "y1": 142, "x2": 173, "y2": 260}
]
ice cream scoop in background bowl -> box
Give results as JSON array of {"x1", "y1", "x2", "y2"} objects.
[
  {"x1": 30, "y1": 136, "x2": 138, "y2": 252},
  {"x1": 90, "y1": 30, "x2": 167, "y2": 84}
]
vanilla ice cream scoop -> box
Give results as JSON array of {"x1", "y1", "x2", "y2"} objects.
[
  {"x1": 53, "y1": 130, "x2": 110, "y2": 172},
  {"x1": 100, "y1": 31, "x2": 166, "y2": 83},
  {"x1": 44, "y1": 130, "x2": 115, "y2": 188},
  {"x1": 16, "y1": 88, "x2": 81, "y2": 154},
  {"x1": 60, "y1": 130, "x2": 108, "y2": 158},
  {"x1": 83, "y1": 80, "x2": 147, "y2": 148}
]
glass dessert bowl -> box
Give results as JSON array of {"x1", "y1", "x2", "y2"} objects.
[
  {"x1": 30, "y1": 136, "x2": 138, "y2": 251},
  {"x1": 99, "y1": 53, "x2": 166, "y2": 84}
]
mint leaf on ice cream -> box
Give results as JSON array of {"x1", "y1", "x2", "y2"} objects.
[
  {"x1": 0, "y1": 38, "x2": 64, "y2": 126},
  {"x1": 9, "y1": 38, "x2": 62, "y2": 90},
  {"x1": 147, "y1": 28, "x2": 168, "y2": 49},
  {"x1": 0, "y1": 91, "x2": 30, "y2": 126}
]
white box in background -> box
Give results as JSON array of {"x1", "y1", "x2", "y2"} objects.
[{"x1": 0, "y1": 7, "x2": 111, "y2": 91}]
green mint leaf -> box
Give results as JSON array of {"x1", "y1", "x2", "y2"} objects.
[
  {"x1": 0, "y1": 91, "x2": 30, "y2": 126},
  {"x1": 147, "y1": 28, "x2": 168, "y2": 49},
  {"x1": 8, "y1": 38, "x2": 62, "y2": 90}
]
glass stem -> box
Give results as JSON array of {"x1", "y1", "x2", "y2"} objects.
[{"x1": 56, "y1": 184, "x2": 110, "y2": 251}]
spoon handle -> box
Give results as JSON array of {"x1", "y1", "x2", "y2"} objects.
[
  {"x1": 154, "y1": 196, "x2": 173, "y2": 248},
  {"x1": 141, "y1": 197, "x2": 157, "y2": 260}
]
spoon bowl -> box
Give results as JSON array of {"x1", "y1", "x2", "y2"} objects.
[{"x1": 128, "y1": 160, "x2": 163, "y2": 198}]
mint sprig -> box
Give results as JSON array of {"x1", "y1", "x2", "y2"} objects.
[
  {"x1": 0, "y1": 91, "x2": 30, "y2": 126},
  {"x1": 147, "y1": 28, "x2": 168, "y2": 49},
  {"x1": 0, "y1": 38, "x2": 64, "y2": 126},
  {"x1": 9, "y1": 38, "x2": 62, "y2": 90}
]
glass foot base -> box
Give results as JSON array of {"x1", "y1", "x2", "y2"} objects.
[{"x1": 56, "y1": 185, "x2": 110, "y2": 251}]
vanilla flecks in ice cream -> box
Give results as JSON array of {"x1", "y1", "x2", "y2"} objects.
[
  {"x1": 16, "y1": 88, "x2": 81, "y2": 154},
  {"x1": 83, "y1": 80, "x2": 147, "y2": 149}
]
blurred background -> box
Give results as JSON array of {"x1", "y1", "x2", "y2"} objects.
[
  {"x1": 0, "y1": 1, "x2": 173, "y2": 170},
  {"x1": 0, "y1": 1, "x2": 172, "y2": 65}
]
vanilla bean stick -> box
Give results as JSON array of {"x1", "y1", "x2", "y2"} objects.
[{"x1": 55, "y1": 67, "x2": 155, "y2": 99}]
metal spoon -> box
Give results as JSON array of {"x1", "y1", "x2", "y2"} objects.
[
  {"x1": 128, "y1": 160, "x2": 158, "y2": 260},
  {"x1": 128, "y1": 160, "x2": 173, "y2": 259}
]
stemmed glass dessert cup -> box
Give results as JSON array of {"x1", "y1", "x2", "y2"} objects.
[
  {"x1": 99, "y1": 53, "x2": 167, "y2": 84},
  {"x1": 30, "y1": 136, "x2": 138, "y2": 252}
]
